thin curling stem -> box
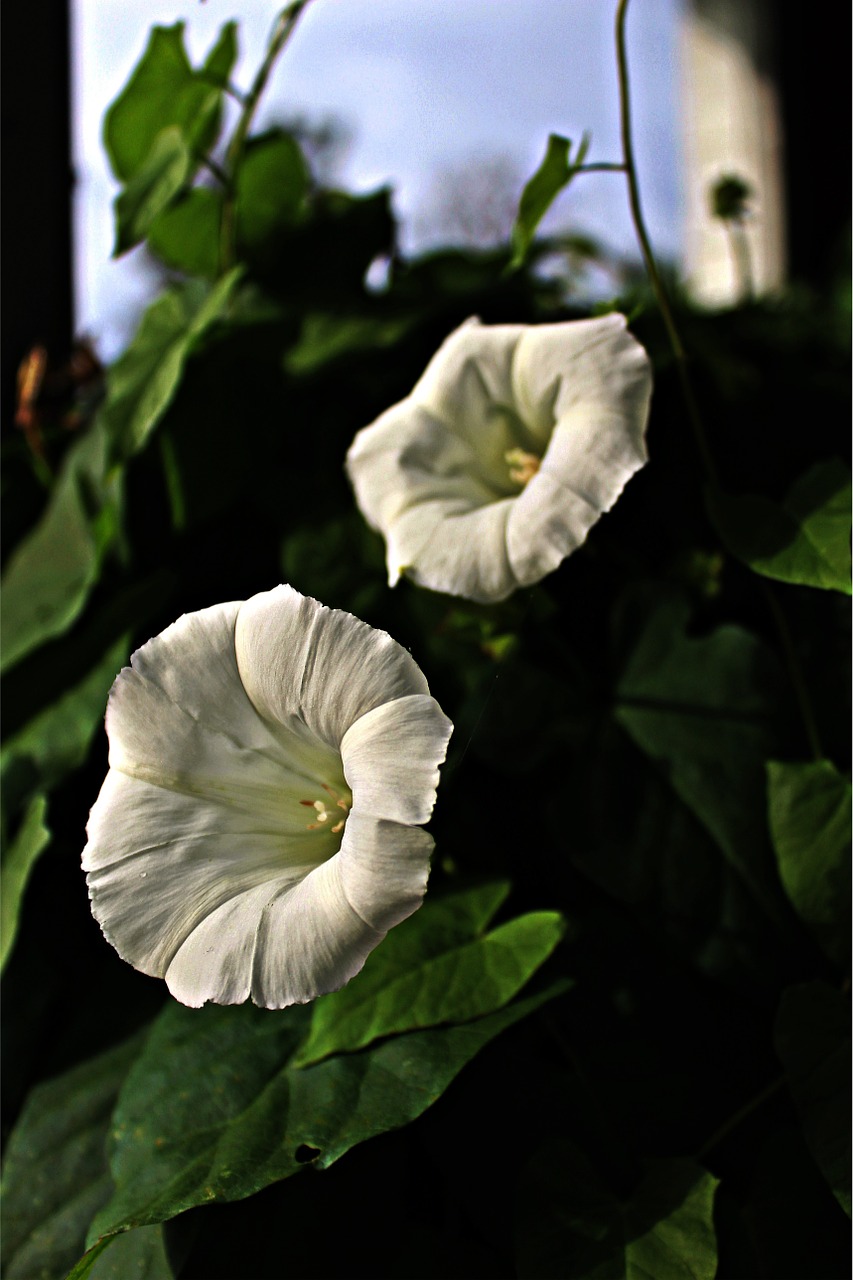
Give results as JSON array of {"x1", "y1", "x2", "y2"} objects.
[
  {"x1": 615, "y1": 0, "x2": 718, "y2": 487},
  {"x1": 762, "y1": 583, "x2": 823, "y2": 761},
  {"x1": 614, "y1": 0, "x2": 823, "y2": 762},
  {"x1": 695, "y1": 1074, "x2": 786, "y2": 1161}
]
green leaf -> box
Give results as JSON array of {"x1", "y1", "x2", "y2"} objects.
[
  {"x1": 103, "y1": 24, "x2": 224, "y2": 183},
  {"x1": 510, "y1": 132, "x2": 590, "y2": 269},
  {"x1": 87, "y1": 983, "x2": 566, "y2": 1241},
  {"x1": 707, "y1": 460, "x2": 852, "y2": 594},
  {"x1": 1, "y1": 635, "x2": 128, "y2": 788},
  {"x1": 515, "y1": 1142, "x2": 719, "y2": 1279},
  {"x1": 284, "y1": 312, "x2": 417, "y2": 376},
  {"x1": 235, "y1": 131, "x2": 309, "y2": 255},
  {"x1": 614, "y1": 594, "x2": 791, "y2": 932},
  {"x1": 64, "y1": 1238, "x2": 114, "y2": 1280},
  {"x1": 148, "y1": 188, "x2": 223, "y2": 279},
  {"x1": 775, "y1": 983, "x2": 851, "y2": 1216},
  {"x1": 99, "y1": 272, "x2": 241, "y2": 463},
  {"x1": 623, "y1": 1164, "x2": 719, "y2": 1280},
  {"x1": 0, "y1": 276, "x2": 239, "y2": 674},
  {"x1": 104, "y1": 25, "x2": 192, "y2": 181},
  {"x1": 295, "y1": 884, "x2": 564, "y2": 1064},
  {"x1": 0, "y1": 792, "x2": 50, "y2": 972},
  {"x1": 63, "y1": 1228, "x2": 174, "y2": 1280},
  {"x1": 112, "y1": 127, "x2": 192, "y2": 256},
  {"x1": 1, "y1": 1035, "x2": 144, "y2": 1280},
  {"x1": 564, "y1": 729, "x2": 769, "y2": 986},
  {"x1": 88, "y1": 1227, "x2": 173, "y2": 1280},
  {"x1": 0, "y1": 425, "x2": 118, "y2": 674},
  {"x1": 767, "y1": 760, "x2": 851, "y2": 966},
  {"x1": 200, "y1": 20, "x2": 238, "y2": 87}
]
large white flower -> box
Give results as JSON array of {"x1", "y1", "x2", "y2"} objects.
[
  {"x1": 346, "y1": 314, "x2": 653, "y2": 603},
  {"x1": 82, "y1": 585, "x2": 452, "y2": 1009}
]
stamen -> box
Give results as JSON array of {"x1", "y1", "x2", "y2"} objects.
[
  {"x1": 303, "y1": 784, "x2": 352, "y2": 833},
  {"x1": 505, "y1": 447, "x2": 541, "y2": 486}
]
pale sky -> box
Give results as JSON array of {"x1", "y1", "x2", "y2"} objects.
[{"x1": 72, "y1": 0, "x2": 683, "y2": 357}]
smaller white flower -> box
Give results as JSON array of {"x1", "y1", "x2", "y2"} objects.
[
  {"x1": 82, "y1": 586, "x2": 452, "y2": 1009},
  {"x1": 346, "y1": 314, "x2": 653, "y2": 603}
]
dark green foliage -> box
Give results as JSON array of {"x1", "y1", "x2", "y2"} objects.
[
  {"x1": 0, "y1": 793, "x2": 50, "y2": 972},
  {"x1": 2, "y1": 14, "x2": 849, "y2": 1280},
  {"x1": 768, "y1": 761, "x2": 851, "y2": 966},
  {"x1": 1, "y1": 1035, "x2": 144, "y2": 1280},
  {"x1": 88, "y1": 983, "x2": 565, "y2": 1245},
  {"x1": 707, "y1": 459, "x2": 852, "y2": 594},
  {"x1": 515, "y1": 1142, "x2": 719, "y2": 1279},
  {"x1": 775, "y1": 983, "x2": 851, "y2": 1215}
]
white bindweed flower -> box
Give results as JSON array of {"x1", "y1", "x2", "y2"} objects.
[
  {"x1": 346, "y1": 314, "x2": 653, "y2": 603},
  {"x1": 82, "y1": 585, "x2": 453, "y2": 1009}
]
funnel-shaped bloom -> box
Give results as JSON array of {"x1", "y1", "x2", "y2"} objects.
[
  {"x1": 82, "y1": 586, "x2": 452, "y2": 1009},
  {"x1": 347, "y1": 314, "x2": 653, "y2": 603}
]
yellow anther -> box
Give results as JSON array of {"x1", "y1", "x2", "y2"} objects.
[{"x1": 505, "y1": 447, "x2": 540, "y2": 486}]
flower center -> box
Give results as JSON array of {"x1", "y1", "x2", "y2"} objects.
[
  {"x1": 505, "y1": 447, "x2": 541, "y2": 487},
  {"x1": 300, "y1": 783, "x2": 352, "y2": 835}
]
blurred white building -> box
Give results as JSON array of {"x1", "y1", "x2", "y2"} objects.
[{"x1": 679, "y1": 0, "x2": 786, "y2": 305}]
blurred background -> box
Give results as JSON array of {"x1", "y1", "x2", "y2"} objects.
[
  {"x1": 70, "y1": 0, "x2": 683, "y2": 358},
  {"x1": 4, "y1": 0, "x2": 849, "y2": 382}
]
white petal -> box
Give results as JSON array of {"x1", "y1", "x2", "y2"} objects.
[
  {"x1": 505, "y1": 317, "x2": 651, "y2": 585},
  {"x1": 347, "y1": 401, "x2": 504, "y2": 535},
  {"x1": 337, "y1": 810, "x2": 435, "y2": 933},
  {"x1": 387, "y1": 497, "x2": 518, "y2": 602},
  {"x1": 347, "y1": 315, "x2": 652, "y2": 604},
  {"x1": 83, "y1": 587, "x2": 452, "y2": 1010},
  {"x1": 129, "y1": 602, "x2": 273, "y2": 752},
  {"x1": 409, "y1": 318, "x2": 529, "y2": 447},
  {"x1": 512, "y1": 313, "x2": 652, "y2": 451},
  {"x1": 506, "y1": 425, "x2": 645, "y2": 588},
  {"x1": 166, "y1": 857, "x2": 384, "y2": 1009},
  {"x1": 83, "y1": 770, "x2": 331, "y2": 977},
  {"x1": 107, "y1": 603, "x2": 341, "y2": 808},
  {"x1": 341, "y1": 694, "x2": 453, "y2": 824},
  {"x1": 505, "y1": 471, "x2": 588, "y2": 586},
  {"x1": 348, "y1": 405, "x2": 516, "y2": 592},
  {"x1": 234, "y1": 585, "x2": 430, "y2": 749}
]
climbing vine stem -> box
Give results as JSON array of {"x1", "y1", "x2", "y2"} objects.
[
  {"x1": 614, "y1": 0, "x2": 823, "y2": 762},
  {"x1": 615, "y1": 0, "x2": 718, "y2": 487}
]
